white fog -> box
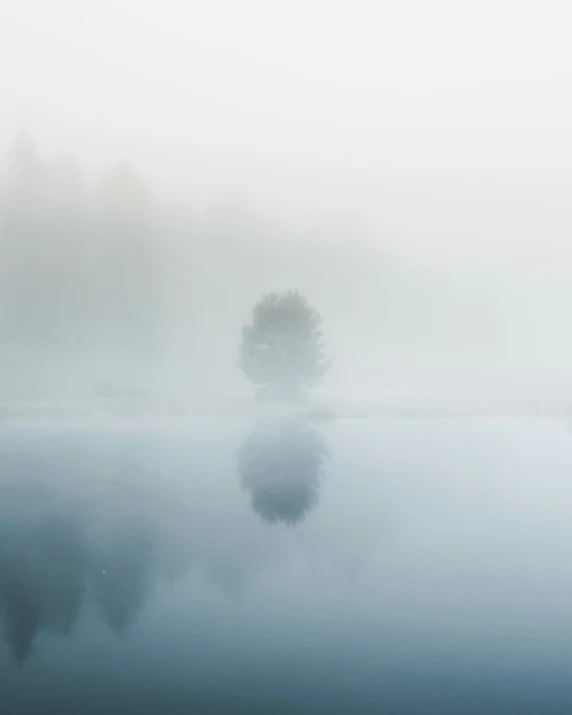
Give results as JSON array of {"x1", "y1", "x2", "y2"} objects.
[
  {"x1": 1, "y1": 0, "x2": 572, "y2": 414},
  {"x1": 4, "y1": 5, "x2": 572, "y2": 711}
]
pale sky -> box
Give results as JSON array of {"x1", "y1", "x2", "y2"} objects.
[{"x1": 1, "y1": 0, "x2": 572, "y2": 261}]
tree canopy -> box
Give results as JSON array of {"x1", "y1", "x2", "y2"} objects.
[{"x1": 238, "y1": 290, "x2": 331, "y2": 401}]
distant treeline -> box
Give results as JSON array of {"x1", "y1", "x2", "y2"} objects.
[
  {"x1": 0, "y1": 133, "x2": 164, "y2": 395},
  {"x1": 0, "y1": 133, "x2": 498, "y2": 402}
]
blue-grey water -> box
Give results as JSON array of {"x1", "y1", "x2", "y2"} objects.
[{"x1": 1, "y1": 417, "x2": 572, "y2": 714}]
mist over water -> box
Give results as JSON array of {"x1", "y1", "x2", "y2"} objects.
[
  {"x1": 0, "y1": 419, "x2": 572, "y2": 714},
  {"x1": 2, "y1": 2, "x2": 572, "y2": 712}
]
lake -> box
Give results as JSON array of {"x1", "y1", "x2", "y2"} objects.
[{"x1": 0, "y1": 416, "x2": 571, "y2": 714}]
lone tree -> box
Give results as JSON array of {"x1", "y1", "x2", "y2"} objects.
[{"x1": 239, "y1": 290, "x2": 332, "y2": 401}]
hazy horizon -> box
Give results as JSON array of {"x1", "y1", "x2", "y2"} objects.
[{"x1": 2, "y1": 1, "x2": 572, "y2": 409}]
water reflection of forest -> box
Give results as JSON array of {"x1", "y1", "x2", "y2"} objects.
[
  {"x1": 0, "y1": 482, "x2": 160, "y2": 663},
  {"x1": 0, "y1": 420, "x2": 331, "y2": 662}
]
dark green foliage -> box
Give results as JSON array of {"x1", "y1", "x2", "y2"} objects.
[{"x1": 239, "y1": 290, "x2": 332, "y2": 401}]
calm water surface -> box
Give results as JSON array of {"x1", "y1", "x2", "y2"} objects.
[{"x1": 0, "y1": 417, "x2": 571, "y2": 714}]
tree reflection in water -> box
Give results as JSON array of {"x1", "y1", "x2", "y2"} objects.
[
  {"x1": 238, "y1": 419, "x2": 329, "y2": 526},
  {"x1": 0, "y1": 483, "x2": 159, "y2": 663},
  {"x1": 92, "y1": 519, "x2": 158, "y2": 634}
]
